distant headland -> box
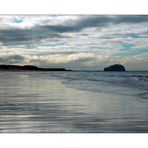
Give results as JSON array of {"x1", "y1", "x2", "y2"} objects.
[{"x1": 0, "y1": 65, "x2": 72, "y2": 71}]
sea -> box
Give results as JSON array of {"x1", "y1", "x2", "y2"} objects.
[{"x1": 0, "y1": 71, "x2": 148, "y2": 133}]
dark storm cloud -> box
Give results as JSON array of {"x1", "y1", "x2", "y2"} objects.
[
  {"x1": 0, "y1": 15, "x2": 148, "y2": 46},
  {"x1": 115, "y1": 15, "x2": 148, "y2": 23},
  {"x1": 42, "y1": 15, "x2": 148, "y2": 33},
  {"x1": 0, "y1": 28, "x2": 65, "y2": 46},
  {"x1": 42, "y1": 16, "x2": 113, "y2": 33}
]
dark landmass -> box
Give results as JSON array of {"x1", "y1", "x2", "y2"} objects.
[
  {"x1": 0, "y1": 65, "x2": 72, "y2": 71},
  {"x1": 104, "y1": 64, "x2": 126, "y2": 71}
]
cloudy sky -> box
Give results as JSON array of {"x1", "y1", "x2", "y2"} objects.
[{"x1": 0, "y1": 15, "x2": 148, "y2": 70}]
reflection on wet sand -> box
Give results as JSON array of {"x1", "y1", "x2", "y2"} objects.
[{"x1": 0, "y1": 72, "x2": 148, "y2": 133}]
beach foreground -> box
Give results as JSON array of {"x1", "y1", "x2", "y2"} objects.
[{"x1": 0, "y1": 71, "x2": 148, "y2": 133}]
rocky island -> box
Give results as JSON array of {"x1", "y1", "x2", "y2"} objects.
[
  {"x1": 104, "y1": 64, "x2": 126, "y2": 71},
  {"x1": 0, "y1": 65, "x2": 71, "y2": 71}
]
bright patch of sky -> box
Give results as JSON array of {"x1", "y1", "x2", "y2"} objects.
[{"x1": 12, "y1": 17, "x2": 23, "y2": 23}]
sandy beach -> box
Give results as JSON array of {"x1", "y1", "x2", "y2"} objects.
[{"x1": 0, "y1": 71, "x2": 147, "y2": 133}]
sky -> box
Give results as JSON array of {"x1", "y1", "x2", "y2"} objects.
[{"x1": 0, "y1": 15, "x2": 148, "y2": 71}]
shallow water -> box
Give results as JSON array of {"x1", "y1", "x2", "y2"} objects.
[{"x1": 0, "y1": 71, "x2": 148, "y2": 133}]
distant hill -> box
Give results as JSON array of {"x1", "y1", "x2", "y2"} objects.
[{"x1": 0, "y1": 65, "x2": 71, "y2": 71}]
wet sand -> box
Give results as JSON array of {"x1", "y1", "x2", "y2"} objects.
[{"x1": 0, "y1": 72, "x2": 148, "y2": 133}]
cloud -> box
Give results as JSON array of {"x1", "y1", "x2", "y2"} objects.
[
  {"x1": 0, "y1": 15, "x2": 148, "y2": 70},
  {"x1": 0, "y1": 54, "x2": 25, "y2": 64},
  {"x1": 1, "y1": 15, "x2": 148, "y2": 46},
  {"x1": 115, "y1": 15, "x2": 148, "y2": 24},
  {"x1": 41, "y1": 16, "x2": 113, "y2": 33},
  {"x1": 31, "y1": 15, "x2": 148, "y2": 34},
  {"x1": 0, "y1": 28, "x2": 66, "y2": 46},
  {"x1": 0, "y1": 46, "x2": 110, "y2": 69},
  {"x1": 25, "y1": 52, "x2": 110, "y2": 68},
  {"x1": 0, "y1": 15, "x2": 148, "y2": 45}
]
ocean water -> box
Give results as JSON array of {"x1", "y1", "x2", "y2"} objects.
[{"x1": 0, "y1": 71, "x2": 148, "y2": 133}]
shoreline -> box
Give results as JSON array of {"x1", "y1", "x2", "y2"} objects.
[{"x1": 0, "y1": 71, "x2": 147, "y2": 132}]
